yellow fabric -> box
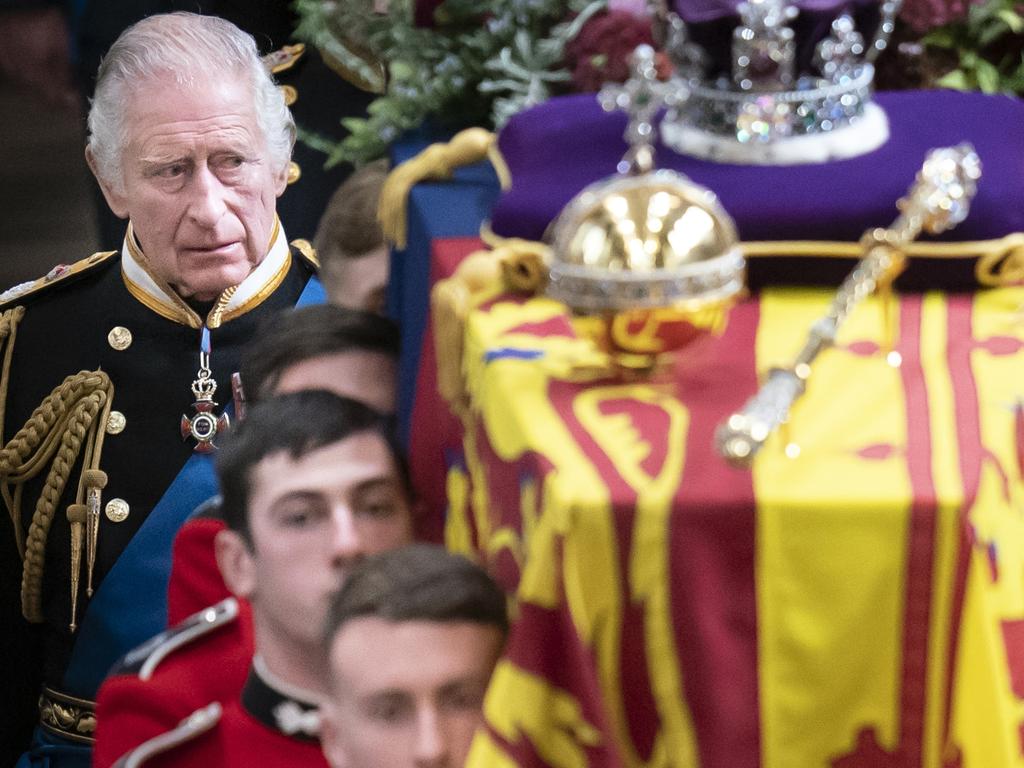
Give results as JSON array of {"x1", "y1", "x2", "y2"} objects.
[
  {"x1": 481, "y1": 662, "x2": 603, "y2": 768},
  {"x1": 755, "y1": 289, "x2": 908, "y2": 765},
  {"x1": 954, "y1": 286, "x2": 1024, "y2": 767},
  {"x1": 449, "y1": 285, "x2": 1024, "y2": 767}
]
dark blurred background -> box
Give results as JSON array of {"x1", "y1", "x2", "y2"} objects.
[{"x1": 0, "y1": 81, "x2": 99, "y2": 289}]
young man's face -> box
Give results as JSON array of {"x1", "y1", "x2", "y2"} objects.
[
  {"x1": 219, "y1": 432, "x2": 412, "y2": 654},
  {"x1": 321, "y1": 618, "x2": 504, "y2": 768}
]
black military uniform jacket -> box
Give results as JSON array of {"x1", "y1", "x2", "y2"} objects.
[
  {"x1": 265, "y1": 42, "x2": 376, "y2": 241},
  {"x1": 0, "y1": 220, "x2": 319, "y2": 756}
]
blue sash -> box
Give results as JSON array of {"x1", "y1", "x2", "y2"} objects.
[
  {"x1": 63, "y1": 275, "x2": 324, "y2": 697},
  {"x1": 16, "y1": 728, "x2": 91, "y2": 768}
]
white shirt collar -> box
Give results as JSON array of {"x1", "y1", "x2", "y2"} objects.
[{"x1": 120, "y1": 218, "x2": 292, "y2": 328}]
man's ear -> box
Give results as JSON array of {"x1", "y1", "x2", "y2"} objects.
[
  {"x1": 273, "y1": 160, "x2": 289, "y2": 197},
  {"x1": 318, "y1": 701, "x2": 350, "y2": 768},
  {"x1": 85, "y1": 147, "x2": 130, "y2": 219},
  {"x1": 214, "y1": 528, "x2": 257, "y2": 600}
]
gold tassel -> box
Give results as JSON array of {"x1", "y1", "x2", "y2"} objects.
[
  {"x1": 67, "y1": 504, "x2": 87, "y2": 631},
  {"x1": 431, "y1": 250, "x2": 505, "y2": 416},
  {"x1": 379, "y1": 128, "x2": 500, "y2": 249},
  {"x1": 82, "y1": 469, "x2": 108, "y2": 597}
]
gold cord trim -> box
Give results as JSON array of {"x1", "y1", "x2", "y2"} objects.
[
  {"x1": 487, "y1": 142, "x2": 512, "y2": 191},
  {"x1": 741, "y1": 233, "x2": 1024, "y2": 287},
  {"x1": 0, "y1": 306, "x2": 26, "y2": 554},
  {"x1": 0, "y1": 370, "x2": 114, "y2": 625}
]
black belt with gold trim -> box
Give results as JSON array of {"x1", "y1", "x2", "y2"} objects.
[{"x1": 38, "y1": 686, "x2": 96, "y2": 744}]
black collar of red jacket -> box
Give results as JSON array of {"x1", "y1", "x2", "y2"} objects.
[{"x1": 241, "y1": 657, "x2": 322, "y2": 743}]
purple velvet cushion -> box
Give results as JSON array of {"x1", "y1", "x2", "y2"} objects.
[{"x1": 491, "y1": 90, "x2": 1024, "y2": 288}]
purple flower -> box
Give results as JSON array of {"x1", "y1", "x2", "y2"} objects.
[{"x1": 608, "y1": 0, "x2": 652, "y2": 18}]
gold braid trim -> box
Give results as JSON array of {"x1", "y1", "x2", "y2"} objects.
[
  {"x1": 0, "y1": 370, "x2": 113, "y2": 624},
  {"x1": 0, "y1": 306, "x2": 26, "y2": 551},
  {"x1": 479, "y1": 225, "x2": 552, "y2": 293}
]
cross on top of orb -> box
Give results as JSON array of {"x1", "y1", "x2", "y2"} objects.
[{"x1": 598, "y1": 44, "x2": 677, "y2": 175}]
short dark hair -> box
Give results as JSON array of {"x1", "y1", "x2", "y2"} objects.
[
  {"x1": 240, "y1": 305, "x2": 400, "y2": 404},
  {"x1": 323, "y1": 544, "x2": 509, "y2": 648},
  {"x1": 216, "y1": 390, "x2": 410, "y2": 540}
]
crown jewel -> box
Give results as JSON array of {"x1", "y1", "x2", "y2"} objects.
[
  {"x1": 656, "y1": 0, "x2": 901, "y2": 164},
  {"x1": 545, "y1": 47, "x2": 745, "y2": 314}
]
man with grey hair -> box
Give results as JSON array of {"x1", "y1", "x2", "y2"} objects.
[{"x1": 0, "y1": 12, "x2": 324, "y2": 767}]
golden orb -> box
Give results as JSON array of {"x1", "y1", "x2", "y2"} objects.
[{"x1": 545, "y1": 169, "x2": 745, "y2": 364}]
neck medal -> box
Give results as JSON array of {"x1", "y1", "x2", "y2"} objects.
[{"x1": 181, "y1": 326, "x2": 230, "y2": 452}]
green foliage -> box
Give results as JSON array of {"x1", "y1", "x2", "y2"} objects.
[
  {"x1": 294, "y1": 0, "x2": 606, "y2": 166},
  {"x1": 922, "y1": 0, "x2": 1024, "y2": 95}
]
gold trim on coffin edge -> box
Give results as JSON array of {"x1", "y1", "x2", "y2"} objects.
[{"x1": 741, "y1": 233, "x2": 1024, "y2": 287}]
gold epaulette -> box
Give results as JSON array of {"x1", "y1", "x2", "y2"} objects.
[
  {"x1": 112, "y1": 703, "x2": 222, "y2": 768},
  {"x1": 290, "y1": 239, "x2": 319, "y2": 269},
  {"x1": 262, "y1": 43, "x2": 306, "y2": 75},
  {"x1": 0, "y1": 250, "x2": 117, "y2": 308}
]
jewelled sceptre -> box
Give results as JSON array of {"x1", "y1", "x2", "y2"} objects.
[{"x1": 715, "y1": 143, "x2": 981, "y2": 468}]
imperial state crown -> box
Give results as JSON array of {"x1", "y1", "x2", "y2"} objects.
[{"x1": 656, "y1": 0, "x2": 901, "y2": 164}]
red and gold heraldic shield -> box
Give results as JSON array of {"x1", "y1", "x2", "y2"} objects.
[{"x1": 437, "y1": 282, "x2": 1024, "y2": 768}]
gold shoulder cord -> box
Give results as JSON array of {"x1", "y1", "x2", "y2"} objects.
[{"x1": 0, "y1": 306, "x2": 114, "y2": 630}]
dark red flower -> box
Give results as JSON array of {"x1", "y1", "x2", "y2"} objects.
[
  {"x1": 414, "y1": 0, "x2": 444, "y2": 27},
  {"x1": 899, "y1": 0, "x2": 979, "y2": 34},
  {"x1": 564, "y1": 10, "x2": 662, "y2": 92}
]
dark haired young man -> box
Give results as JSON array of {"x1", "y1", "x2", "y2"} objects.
[
  {"x1": 99, "y1": 392, "x2": 412, "y2": 766},
  {"x1": 239, "y1": 303, "x2": 399, "y2": 412},
  {"x1": 94, "y1": 300, "x2": 404, "y2": 766}
]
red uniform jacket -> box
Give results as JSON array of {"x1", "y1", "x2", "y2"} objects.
[
  {"x1": 94, "y1": 515, "x2": 250, "y2": 768},
  {"x1": 111, "y1": 665, "x2": 328, "y2": 767}
]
